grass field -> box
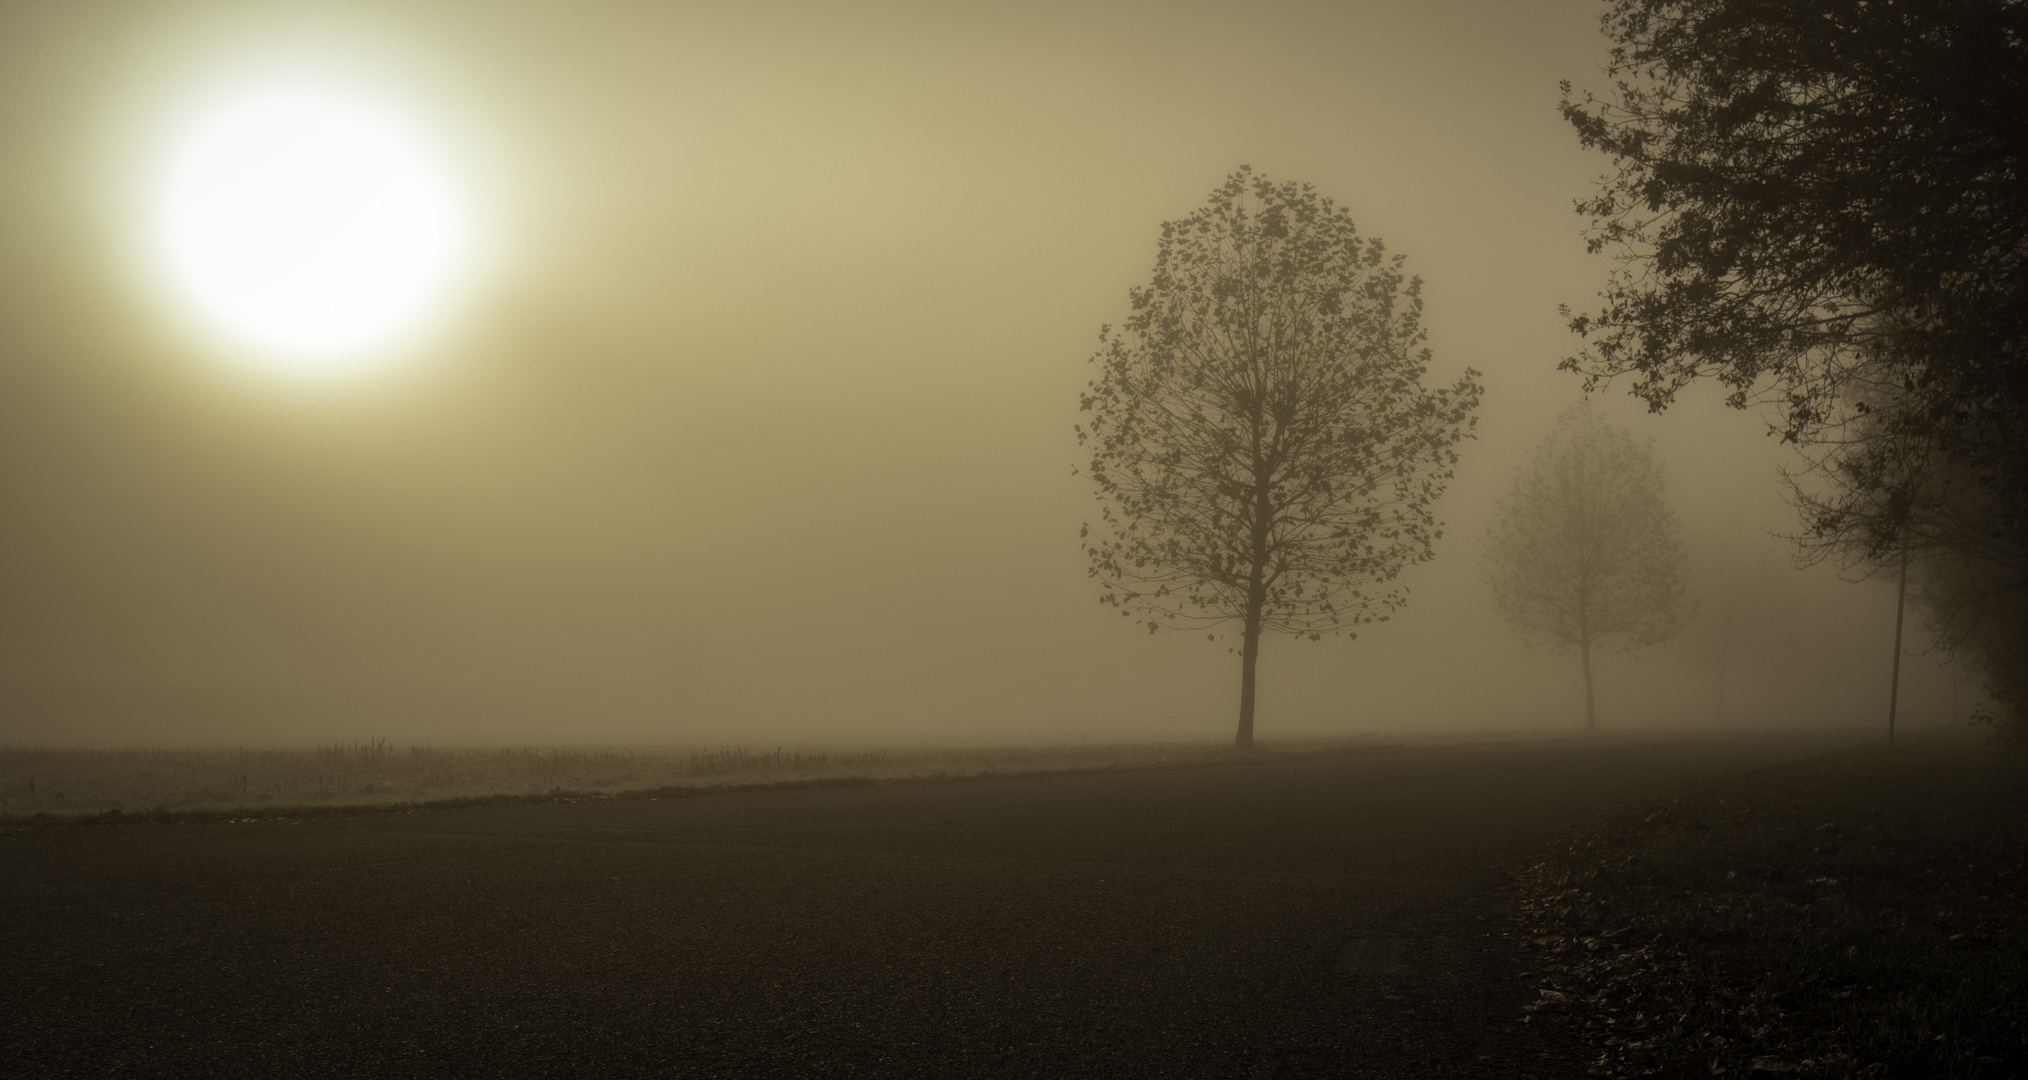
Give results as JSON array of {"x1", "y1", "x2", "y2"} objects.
[
  {"x1": 0, "y1": 737, "x2": 1396, "y2": 822},
  {"x1": 1513, "y1": 731, "x2": 2027, "y2": 1079}
]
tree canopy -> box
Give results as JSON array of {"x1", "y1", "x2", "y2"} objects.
[
  {"x1": 1078, "y1": 168, "x2": 1481, "y2": 748},
  {"x1": 1485, "y1": 404, "x2": 1687, "y2": 730},
  {"x1": 1560, "y1": 0, "x2": 2028, "y2": 557},
  {"x1": 1560, "y1": 0, "x2": 2028, "y2": 734}
]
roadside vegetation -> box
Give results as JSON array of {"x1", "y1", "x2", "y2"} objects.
[
  {"x1": 1513, "y1": 734, "x2": 2027, "y2": 1079},
  {"x1": 0, "y1": 737, "x2": 1400, "y2": 823}
]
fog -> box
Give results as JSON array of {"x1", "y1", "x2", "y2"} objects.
[{"x1": 0, "y1": 0, "x2": 1962, "y2": 747}]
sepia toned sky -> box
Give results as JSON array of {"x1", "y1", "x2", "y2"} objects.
[{"x1": 0, "y1": 0, "x2": 1963, "y2": 746}]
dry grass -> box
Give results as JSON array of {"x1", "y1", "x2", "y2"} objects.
[
  {"x1": 0, "y1": 737, "x2": 1394, "y2": 823},
  {"x1": 1512, "y1": 733, "x2": 2028, "y2": 1079}
]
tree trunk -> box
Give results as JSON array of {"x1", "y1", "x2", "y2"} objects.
[
  {"x1": 1237, "y1": 406, "x2": 1273, "y2": 751},
  {"x1": 1581, "y1": 636, "x2": 1598, "y2": 733},
  {"x1": 1236, "y1": 612, "x2": 1261, "y2": 749}
]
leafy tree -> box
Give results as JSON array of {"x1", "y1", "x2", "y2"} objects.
[
  {"x1": 1825, "y1": 414, "x2": 2028, "y2": 739},
  {"x1": 1558, "y1": 0, "x2": 2028, "y2": 733},
  {"x1": 1485, "y1": 404, "x2": 1687, "y2": 730},
  {"x1": 1077, "y1": 168, "x2": 1482, "y2": 749},
  {"x1": 1560, "y1": 0, "x2": 2028, "y2": 489},
  {"x1": 1916, "y1": 536, "x2": 2028, "y2": 742}
]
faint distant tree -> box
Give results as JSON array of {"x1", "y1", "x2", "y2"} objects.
[
  {"x1": 1077, "y1": 167, "x2": 1483, "y2": 749},
  {"x1": 1674, "y1": 527, "x2": 1801, "y2": 728},
  {"x1": 1485, "y1": 404, "x2": 1687, "y2": 730}
]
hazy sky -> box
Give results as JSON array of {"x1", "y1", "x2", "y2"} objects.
[{"x1": 0, "y1": 0, "x2": 1961, "y2": 746}]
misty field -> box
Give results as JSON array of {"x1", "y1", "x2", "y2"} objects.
[{"x1": 0, "y1": 738, "x2": 1397, "y2": 822}]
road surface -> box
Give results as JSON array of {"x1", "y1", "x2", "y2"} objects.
[{"x1": 2, "y1": 732, "x2": 1862, "y2": 1078}]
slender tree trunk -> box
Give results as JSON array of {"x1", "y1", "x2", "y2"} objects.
[
  {"x1": 1236, "y1": 611, "x2": 1262, "y2": 749},
  {"x1": 1235, "y1": 514, "x2": 1270, "y2": 750},
  {"x1": 1237, "y1": 400, "x2": 1272, "y2": 751},
  {"x1": 1581, "y1": 636, "x2": 1598, "y2": 733},
  {"x1": 1888, "y1": 542, "x2": 1909, "y2": 747}
]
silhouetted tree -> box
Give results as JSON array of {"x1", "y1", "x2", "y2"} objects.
[
  {"x1": 1916, "y1": 536, "x2": 2028, "y2": 743},
  {"x1": 1561, "y1": 0, "x2": 2028, "y2": 495},
  {"x1": 1781, "y1": 372, "x2": 2028, "y2": 738},
  {"x1": 1077, "y1": 168, "x2": 1482, "y2": 749},
  {"x1": 1558, "y1": 0, "x2": 2028, "y2": 732},
  {"x1": 1485, "y1": 404, "x2": 1687, "y2": 730}
]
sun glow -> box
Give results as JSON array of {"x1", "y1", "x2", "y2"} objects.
[{"x1": 143, "y1": 66, "x2": 479, "y2": 375}]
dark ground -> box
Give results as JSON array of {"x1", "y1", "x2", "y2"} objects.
[
  {"x1": 1513, "y1": 733, "x2": 2027, "y2": 1079},
  {"x1": 1, "y1": 731, "x2": 1871, "y2": 1079}
]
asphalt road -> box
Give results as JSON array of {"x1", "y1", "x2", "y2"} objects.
[{"x1": 2, "y1": 731, "x2": 1864, "y2": 1079}]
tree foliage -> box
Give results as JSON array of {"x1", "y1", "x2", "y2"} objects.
[
  {"x1": 1485, "y1": 404, "x2": 1687, "y2": 729},
  {"x1": 1559, "y1": 0, "x2": 2028, "y2": 550},
  {"x1": 1078, "y1": 168, "x2": 1482, "y2": 748},
  {"x1": 1559, "y1": 0, "x2": 2028, "y2": 734},
  {"x1": 1854, "y1": 428, "x2": 2028, "y2": 737}
]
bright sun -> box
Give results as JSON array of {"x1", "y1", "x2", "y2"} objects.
[{"x1": 145, "y1": 69, "x2": 477, "y2": 374}]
